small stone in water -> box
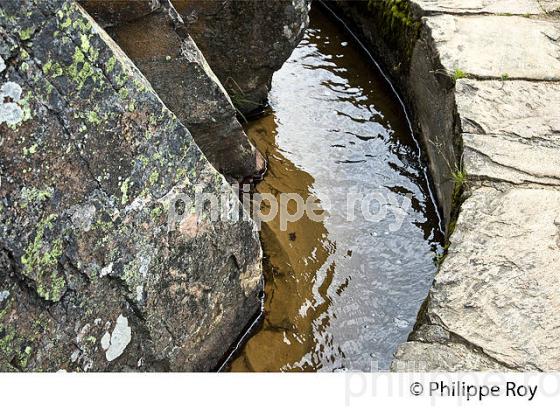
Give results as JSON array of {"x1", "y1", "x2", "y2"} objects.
[{"x1": 393, "y1": 318, "x2": 409, "y2": 328}]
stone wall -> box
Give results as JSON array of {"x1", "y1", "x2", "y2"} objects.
[
  {"x1": 326, "y1": 0, "x2": 460, "y2": 226},
  {"x1": 326, "y1": 0, "x2": 560, "y2": 371}
]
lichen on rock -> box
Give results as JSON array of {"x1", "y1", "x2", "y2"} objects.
[
  {"x1": 93, "y1": 0, "x2": 265, "y2": 179},
  {"x1": 1, "y1": 0, "x2": 262, "y2": 372},
  {"x1": 101, "y1": 315, "x2": 132, "y2": 362},
  {"x1": 0, "y1": 81, "x2": 25, "y2": 126}
]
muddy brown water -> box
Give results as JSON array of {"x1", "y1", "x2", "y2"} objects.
[{"x1": 227, "y1": 6, "x2": 443, "y2": 372}]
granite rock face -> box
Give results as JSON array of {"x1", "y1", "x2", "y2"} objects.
[
  {"x1": 0, "y1": 0, "x2": 262, "y2": 371},
  {"x1": 329, "y1": 0, "x2": 560, "y2": 371},
  {"x1": 392, "y1": 323, "x2": 508, "y2": 371},
  {"x1": 172, "y1": 0, "x2": 310, "y2": 115},
  {"x1": 81, "y1": 0, "x2": 264, "y2": 179}
]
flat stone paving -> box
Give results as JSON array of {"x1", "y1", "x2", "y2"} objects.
[
  {"x1": 415, "y1": 0, "x2": 560, "y2": 15},
  {"x1": 393, "y1": 0, "x2": 560, "y2": 371},
  {"x1": 426, "y1": 14, "x2": 560, "y2": 80}
]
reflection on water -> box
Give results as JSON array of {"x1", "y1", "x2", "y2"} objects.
[{"x1": 229, "y1": 7, "x2": 443, "y2": 371}]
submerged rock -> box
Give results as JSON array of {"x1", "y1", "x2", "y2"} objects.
[
  {"x1": 81, "y1": 0, "x2": 264, "y2": 179},
  {"x1": 0, "y1": 0, "x2": 262, "y2": 371},
  {"x1": 172, "y1": 0, "x2": 310, "y2": 115}
]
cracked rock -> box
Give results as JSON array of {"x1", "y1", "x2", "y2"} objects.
[
  {"x1": 100, "y1": 1, "x2": 264, "y2": 179},
  {"x1": 172, "y1": 0, "x2": 311, "y2": 115},
  {"x1": 0, "y1": 0, "x2": 262, "y2": 372}
]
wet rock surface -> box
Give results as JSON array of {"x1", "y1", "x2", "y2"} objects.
[
  {"x1": 330, "y1": 0, "x2": 560, "y2": 370},
  {"x1": 172, "y1": 0, "x2": 310, "y2": 115},
  {"x1": 0, "y1": 0, "x2": 262, "y2": 371}
]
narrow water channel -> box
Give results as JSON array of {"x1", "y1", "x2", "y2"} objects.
[{"x1": 229, "y1": 6, "x2": 443, "y2": 372}]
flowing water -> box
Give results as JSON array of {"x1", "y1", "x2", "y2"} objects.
[{"x1": 228, "y1": 6, "x2": 443, "y2": 372}]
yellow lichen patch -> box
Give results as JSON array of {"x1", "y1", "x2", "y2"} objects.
[{"x1": 20, "y1": 214, "x2": 66, "y2": 302}]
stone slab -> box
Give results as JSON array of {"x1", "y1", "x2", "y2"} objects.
[
  {"x1": 423, "y1": 186, "x2": 560, "y2": 370},
  {"x1": 414, "y1": 0, "x2": 560, "y2": 15},
  {"x1": 426, "y1": 14, "x2": 560, "y2": 80},
  {"x1": 456, "y1": 79, "x2": 560, "y2": 143},
  {"x1": 455, "y1": 79, "x2": 560, "y2": 185},
  {"x1": 463, "y1": 132, "x2": 560, "y2": 184},
  {"x1": 392, "y1": 341, "x2": 508, "y2": 371}
]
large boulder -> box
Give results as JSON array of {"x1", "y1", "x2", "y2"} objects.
[
  {"x1": 0, "y1": 0, "x2": 262, "y2": 371},
  {"x1": 80, "y1": 0, "x2": 265, "y2": 179},
  {"x1": 172, "y1": 0, "x2": 310, "y2": 115}
]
